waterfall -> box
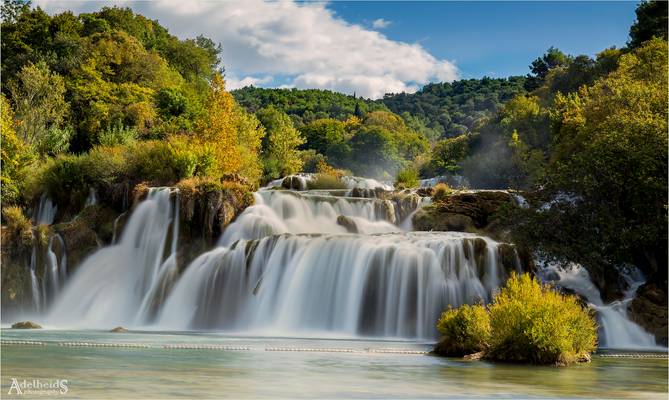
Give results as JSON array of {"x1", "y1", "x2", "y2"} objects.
[
  {"x1": 46, "y1": 188, "x2": 179, "y2": 326},
  {"x1": 157, "y1": 232, "x2": 516, "y2": 339},
  {"x1": 39, "y1": 177, "x2": 659, "y2": 347},
  {"x1": 43, "y1": 234, "x2": 66, "y2": 303},
  {"x1": 33, "y1": 194, "x2": 57, "y2": 225},
  {"x1": 85, "y1": 188, "x2": 98, "y2": 207},
  {"x1": 45, "y1": 182, "x2": 520, "y2": 338},
  {"x1": 536, "y1": 261, "x2": 658, "y2": 349}
]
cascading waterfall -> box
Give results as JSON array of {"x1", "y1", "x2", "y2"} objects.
[
  {"x1": 536, "y1": 261, "x2": 658, "y2": 349},
  {"x1": 46, "y1": 182, "x2": 519, "y2": 339},
  {"x1": 40, "y1": 177, "x2": 660, "y2": 347},
  {"x1": 46, "y1": 188, "x2": 180, "y2": 327},
  {"x1": 158, "y1": 232, "x2": 516, "y2": 339}
]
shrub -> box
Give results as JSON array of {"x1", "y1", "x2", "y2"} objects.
[
  {"x1": 487, "y1": 273, "x2": 597, "y2": 365},
  {"x1": 435, "y1": 304, "x2": 490, "y2": 356},
  {"x1": 432, "y1": 182, "x2": 452, "y2": 202},
  {"x1": 395, "y1": 167, "x2": 420, "y2": 189},
  {"x1": 2, "y1": 206, "x2": 32, "y2": 246},
  {"x1": 37, "y1": 126, "x2": 73, "y2": 157},
  {"x1": 433, "y1": 273, "x2": 597, "y2": 365},
  {"x1": 307, "y1": 173, "x2": 348, "y2": 190},
  {"x1": 99, "y1": 121, "x2": 138, "y2": 146}
]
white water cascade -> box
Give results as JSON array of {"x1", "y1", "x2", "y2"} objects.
[
  {"x1": 47, "y1": 188, "x2": 180, "y2": 327},
  {"x1": 46, "y1": 182, "x2": 520, "y2": 339},
  {"x1": 536, "y1": 261, "x2": 658, "y2": 349},
  {"x1": 158, "y1": 232, "x2": 516, "y2": 338},
  {"x1": 42, "y1": 179, "x2": 660, "y2": 347}
]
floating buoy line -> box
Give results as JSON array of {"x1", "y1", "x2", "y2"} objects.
[
  {"x1": 4, "y1": 340, "x2": 665, "y2": 358},
  {"x1": 0, "y1": 340, "x2": 429, "y2": 355}
]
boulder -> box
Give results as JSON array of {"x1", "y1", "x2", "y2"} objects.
[
  {"x1": 628, "y1": 282, "x2": 668, "y2": 346},
  {"x1": 336, "y1": 215, "x2": 358, "y2": 234},
  {"x1": 12, "y1": 321, "x2": 41, "y2": 329},
  {"x1": 412, "y1": 190, "x2": 514, "y2": 235}
]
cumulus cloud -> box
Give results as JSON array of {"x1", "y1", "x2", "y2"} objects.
[
  {"x1": 35, "y1": 0, "x2": 458, "y2": 98},
  {"x1": 371, "y1": 18, "x2": 391, "y2": 29}
]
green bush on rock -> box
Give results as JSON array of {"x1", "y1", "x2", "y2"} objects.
[
  {"x1": 434, "y1": 304, "x2": 490, "y2": 356},
  {"x1": 433, "y1": 273, "x2": 597, "y2": 365}
]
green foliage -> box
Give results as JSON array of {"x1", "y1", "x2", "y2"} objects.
[
  {"x1": 9, "y1": 61, "x2": 69, "y2": 153},
  {"x1": 1, "y1": 205, "x2": 33, "y2": 246},
  {"x1": 1, "y1": 94, "x2": 35, "y2": 204},
  {"x1": 256, "y1": 106, "x2": 305, "y2": 180},
  {"x1": 381, "y1": 77, "x2": 527, "y2": 139},
  {"x1": 395, "y1": 167, "x2": 420, "y2": 189},
  {"x1": 299, "y1": 118, "x2": 348, "y2": 159},
  {"x1": 98, "y1": 121, "x2": 137, "y2": 146},
  {"x1": 428, "y1": 135, "x2": 470, "y2": 175},
  {"x1": 434, "y1": 273, "x2": 597, "y2": 365},
  {"x1": 233, "y1": 87, "x2": 387, "y2": 126},
  {"x1": 299, "y1": 149, "x2": 327, "y2": 173},
  {"x1": 486, "y1": 273, "x2": 597, "y2": 365},
  {"x1": 306, "y1": 174, "x2": 348, "y2": 190},
  {"x1": 629, "y1": 0, "x2": 668, "y2": 48},
  {"x1": 1, "y1": 4, "x2": 219, "y2": 152},
  {"x1": 525, "y1": 47, "x2": 571, "y2": 91},
  {"x1": 155, "y1": 87, "x2": 189, "y2": 119},
  {"x1": 436, "y1": 304, "x2": 491, "y2": 356},
  {"x1": 512, "y1": 38, "x2": 668, "y2": 283},
  {"x1": 37, "y1": 126, "x2": 73, "y2": 156}
]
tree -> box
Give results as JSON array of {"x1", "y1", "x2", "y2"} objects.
[
  {"x1": 1, "y1": 94, "x2": 34, "y2": 203},
  {"x1": 629, "y1": 0, "x2": 668, "y2": 48},
  {"x1": 256, "y1": 106, "x2": 305, "y2": 179},
  {"x1": 197, "y1": 73, "x2": 241, "y2": 174},
  {"x1": 234, "y1": 106, "x2": 265, "y2": 184},
  {"x1": 429, "y1": 135, "x2": 469, "y2": 174},
  {"x1": 516, "y1": 38, "x2": 668, "y2": 286},
  {"x1": 9, "y1": 62, "x2": 71, "y2": 156},
  {"x1": 525, "y1": 47, "x2": 571, "y2": 91}
]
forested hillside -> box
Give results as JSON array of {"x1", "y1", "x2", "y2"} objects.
[
  {"x1": 232, "y1": 87, "x2": 387, "y2": 127},
  {"x1": 380, "y1": 77, "x2": 527, "y2": 140}
]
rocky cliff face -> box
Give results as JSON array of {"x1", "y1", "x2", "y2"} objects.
[{"x1": 1, "y1": 178, "x2": 254, "y2": 315}]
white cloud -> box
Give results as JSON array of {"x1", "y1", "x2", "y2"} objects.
[
  {"x1": 225, "y1": 74, "x2": 273, "y2": 90},
  {"x1": 371, "y1": 18, "x2": 391, "y2": 29},
  {"x1": 35, "y1": 0, "x2": 458, "y2": 99}
]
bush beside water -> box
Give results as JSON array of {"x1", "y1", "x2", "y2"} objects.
[{"x1": 433, "y1": 273, "x2": 597, "y2": 365}]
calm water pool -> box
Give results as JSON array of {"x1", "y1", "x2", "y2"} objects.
[{"x1": 1, "y1": 329, "x2": 667, "y2": 399}]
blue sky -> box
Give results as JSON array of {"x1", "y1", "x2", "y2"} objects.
[
  {"x1": 37, "y1": 1, "x2": 639, "y2": 98},
  {"x1": 330, "y1": 1, "x2": 638, "y2": 78}
]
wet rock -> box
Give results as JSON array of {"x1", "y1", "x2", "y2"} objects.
[
  {"x1": 12, "y1": 321, "x2": 41, "y2": 329},
  {"x1": 110, "y1": 326, "x2": 128, "y2": 333},
  {"x1": 281, "y1": 176, "x2": 306, "y2": 190},
  {"x1": 463, "y1": 351, "x2": 485, "y2": 361},
  {"x1": 336, "y1": 215, "x2": 359, "y2": 234},
  {"x1": 628, "y1": 282, "x2": 668, "y2": 346},
  {"x1": 412, "y1": 191, "x2": 513, "y2": 235},
  {"x1": 497, "y1": 244, "x2": 520, "y2": 276},
  {"x1": 416, "y1": 187, "x2": 434, "y2": 197}
]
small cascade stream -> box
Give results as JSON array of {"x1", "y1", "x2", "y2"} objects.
[{"x1": 536, "y1": 261, "x2": 658, "y2": 349}]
